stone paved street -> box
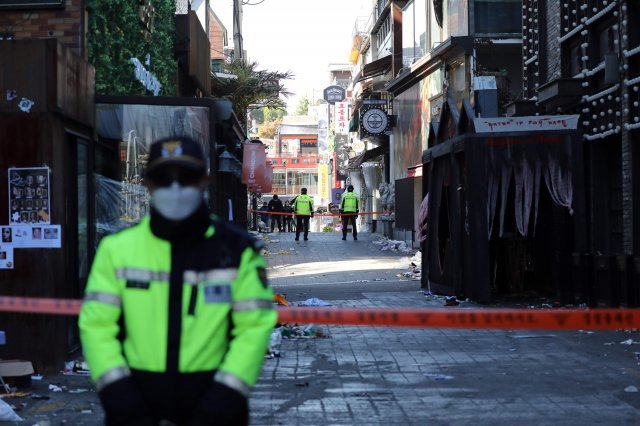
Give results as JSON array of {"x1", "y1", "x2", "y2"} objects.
[
  {"x1": 253, "y1": 231, "x2": 640, "y2": 425},
  {"x1": 3, "y1": 231, "x2": 640, "y2": 425}
]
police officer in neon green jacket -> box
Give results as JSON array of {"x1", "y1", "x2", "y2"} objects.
[
  {"x1": 292, "y1": 187, "x2": 314, "y2": 241},
  {"x1": 340, "y1": 185, "x2": 360, "y2": 241},
  {"x1": 79, "y1": 136, "x2": 277, "y2": 426}
]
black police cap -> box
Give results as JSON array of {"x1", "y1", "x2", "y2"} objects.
[{"x1": 146, "y1": 136, "x2": 206, "y2": 178}]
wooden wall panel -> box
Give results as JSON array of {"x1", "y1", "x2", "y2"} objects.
[
  {"x1": 0, "y1": 115, "x2": 72, "y2": 371},
  {"x1": 0, "y1": 39, "x2": 94, "y2": 126}
]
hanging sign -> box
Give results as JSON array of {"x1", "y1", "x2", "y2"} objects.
[
  {"x1": 335, "y1": 135, "x2": 349, "y2": 181},
  {"x1": 317, "y1": 164, "x2": 329, "y2": 201},
  {"x1": 8, "y1": 167, "x2": 51, "y2": 225},
  {"x1": 323, "y1": 85, "x2": 346, "y2": 104},
  {"x1": 335, "y1": 102, "x2": 349, "y2": 135},
  {"x1": 360, "y1": 106, "x2": 390, "y2": 136},
  {"x1": 242, "y1": 142, "x2": 270, "y2": 193}
]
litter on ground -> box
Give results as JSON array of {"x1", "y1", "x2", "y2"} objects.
[{"x1": 298, "y1": 297, "x2": 331, "y2": 307}]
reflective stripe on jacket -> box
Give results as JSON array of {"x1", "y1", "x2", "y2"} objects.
[
  {"x1": 78, "y1": 216, "x2": 276, "y2": 396},
  {"x1": 294, "y1": 194, "x2": 313, "y2": 215},
  {"x1": 340, "y1": 191, "x2": 359, "y2": 212}
]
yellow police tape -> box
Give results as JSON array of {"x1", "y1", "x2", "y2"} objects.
[{"x1": 0, "y1": 295, "x2": 638, "y2": 330}]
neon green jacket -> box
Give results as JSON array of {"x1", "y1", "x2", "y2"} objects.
[
  {"x1": 340, "y1": 191, "x2": 360, "y2": 213},
  {"x1": 293, "y1": 194, "x2": 314, "y2": 216},
  {"x1": 78, "y1": 216, "x2": 276, "y2": 397}
]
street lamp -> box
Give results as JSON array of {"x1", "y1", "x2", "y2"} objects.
[{"x1": 218, "y1": 150, "x2": 235, "y2": 173}]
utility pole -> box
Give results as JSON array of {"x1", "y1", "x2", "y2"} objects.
[{"x1": 233, "y1": 0, "x2": 243, "y2": 61}]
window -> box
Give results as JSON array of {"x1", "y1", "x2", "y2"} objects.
[
  {"x1": 430, "y1": 0, "x2": 444, "y2": 49},
  {"x1": 565, "y1": 42, "x2": 582, "y2": 78},
  {"x1": 211, "y1": 59, "x2": 224, "y2": 73},
  {"x1": 429, "y1": 68, "x2": 444, "y2": 98},
  {"x1": 474, "y1": 0, "x2": 521, "y2": 35},
  {"x1": 402, "y1": 1, "x2": 427, "y2": 67},
  {"x1": 273, "y1": 172, "x2": 286, "y2": 185},
  {"x1": 597, "y1": 24, "x2": 617, "y2": 62},
  {"x1": 376, "y1": 14, "x2": 393, "y2": 58},
  {"x1": 444, "y1": 0, "x2": 468, "y2": 37}
]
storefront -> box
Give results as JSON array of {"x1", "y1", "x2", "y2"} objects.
[
  {"x1": 423, "y1": 99, "x2": 583, "y2": 303},
  {"x1": 0, "y1": 39, "x2": 95, "y2": 370},
  {"x1": 95, "y1": 95, "x2": 249, "y2": 229}
]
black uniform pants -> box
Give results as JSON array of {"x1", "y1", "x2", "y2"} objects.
[
  {"x1": 295, "y1": 215, "x2": 310, "y2": 240},
  {"x1": 270, "y1": 215, "x2": 282, "y2": 232},
  {"x1": 342, "y1": 214, "x2": 358, "y2": 238}
]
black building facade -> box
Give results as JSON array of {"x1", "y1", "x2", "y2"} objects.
[{"x1": 518, "y1": 0, "x2": 640, "y2": 306}]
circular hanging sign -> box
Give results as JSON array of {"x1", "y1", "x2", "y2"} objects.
[
  {"x1": 352, "y1": 140, "x2": 366, "y2": 152},
  {"x1": 360, "y1": 106, "x2": 389, "y2": 135}
]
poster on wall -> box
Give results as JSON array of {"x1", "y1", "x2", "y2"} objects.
[
  {"x1": 9, "y1": 225, "x2": 62, "y2": 248},
  {"x1": 8, "y1": 167, "x2": 50, "y2": 225},
  {"x1": 0, "y1": 245, "x2": 13, "y2": 269}
]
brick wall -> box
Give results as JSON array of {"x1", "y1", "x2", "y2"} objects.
[
  {"x1": 208, "y1": 10, "x2": 225, "y2": 61},
  {"x1": 0, "y1": 0, "x2": 83, "y2": 57}
]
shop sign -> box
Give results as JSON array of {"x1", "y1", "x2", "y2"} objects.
[
  {"x1": 242, "y1": 142, "x2": 270, "y2": 193},
  {"x1": 362, "y1": 99, "x2": 387, "y2": 106},
  {"x1": 352, "y1": 140, "x2": 365, "y2": 153},
  {"x1": 335, "y1": 135, "x2": 349, "y2": 181},
  {"x1": 335, "y1": 102, "x2": 349, "y2": 135},
  {"x1": 317, "y1": 164, "x2": 330, "y2": 201},
  {"x1": 360, "y1": 106, "x2": 389, "y2": 136},
  {"x1": 331, "y1": 188, "x2": 344, "y2": 204},
  {"x1": 473, "y1": 115, "x2": 579, "y2": 133},
  {"x1": 323, "y1": 85, "x2": 346, "y2": 104},
  {"x1": 130, "y1": 57, "x2": 162, "y2": 96}
]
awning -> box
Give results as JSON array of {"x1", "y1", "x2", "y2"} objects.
[
  {"x1": 358, "y1": 55, "x2": 392, "y2": 82},
  {"x1": 348, "y1": 113, "x2": 359, "y2": 132},
  {"x1": 348, "y1": 144, "x2": 388, "y2": 169}
]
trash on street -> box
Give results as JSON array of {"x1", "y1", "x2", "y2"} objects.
[{"x1": 298, "y1": 297, "x2": 331, "y2": 307}]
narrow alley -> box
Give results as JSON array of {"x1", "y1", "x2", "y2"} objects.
[{"x1": 5, "y1": 232, "x2": 639, "y2": 425}]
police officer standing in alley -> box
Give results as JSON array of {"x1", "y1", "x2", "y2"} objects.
[
  {"x1": 79, "y1": 136, "x2": 277, "y2": 426},
  {"x1": 292, "y1": 187, "x2": 314, "y2": 241},
  {"x1": 267, "y1": 194, "x2": 284, "y2": 232},
  {"x1": 340, "y1": 185, "x2": 360, "y2": 241}
]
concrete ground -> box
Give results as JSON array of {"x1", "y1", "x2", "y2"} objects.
[{"x1": 2, "y1": 231, "x2": 640, "y2": 425}]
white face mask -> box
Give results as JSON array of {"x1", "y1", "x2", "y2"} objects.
[{"x1": 151, "y1": 182, "x2": 203, "y2": 221}]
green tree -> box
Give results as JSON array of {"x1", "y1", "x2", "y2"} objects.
[
  {"x1": 251, "y1": 107, "x2": 286, "y2": 125},
  {"x1": 295, "y1": 95, "x2": 310, "y2": 116},
  {"x1": 251, "y1": 108, "x2": 265, "y2": 124},
  {"x1": 211, "y1": 59, "x2": 292, "y2": 129},
  {"x1": 86, "y1": 0, "x2": 177, "y2": 95},
  {"x1": 264, "y1": 107, "x2": 286, "y2": 123}
]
